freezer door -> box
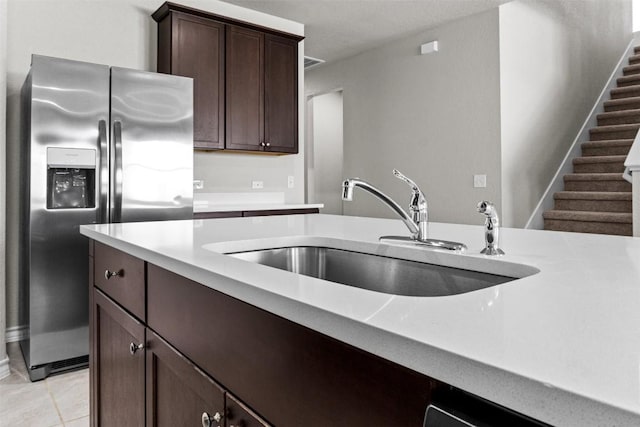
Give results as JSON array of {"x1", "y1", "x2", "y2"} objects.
[
  {"x1": 110, "y1": 67, "x2": 193, "y2": 223},
  {"x1": 24, "y1": 55, "x2": 110, "y2": 369}
]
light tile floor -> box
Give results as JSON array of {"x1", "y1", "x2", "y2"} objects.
[{"x1": 0, "y1": 342, "x2": 89, "y2": 427}]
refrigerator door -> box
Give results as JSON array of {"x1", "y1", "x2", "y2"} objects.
[
  {"x1": 110, "y1": 68, "x2": 193, "y2": 223},
  {"x1": 22, "y1": 55, "x2": 109, "y2": 375}
]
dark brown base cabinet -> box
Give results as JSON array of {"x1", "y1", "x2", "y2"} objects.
[
  {"x1": 91, "y1": 290, "x2": 145, "y2": 427},
  {"x1": 89, "y1": 240, "x2": 548, "y2": 427}
]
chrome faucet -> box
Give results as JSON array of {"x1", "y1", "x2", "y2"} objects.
[
  {"x1": 477, "y1": 201, "x2": 504, "y2": 255},
  {"x1": 342, "y1": 170, "x2": 466, "y2": 251}
]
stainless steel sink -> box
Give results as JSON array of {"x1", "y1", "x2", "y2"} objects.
[{"x1": 227, "y1": 246, "x2": 517, "y2": 297}]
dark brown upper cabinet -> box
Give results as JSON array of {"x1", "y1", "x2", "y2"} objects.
[
  {"x1": 226, "y1": 25, "x2": 264, "y2": 152},
  {"x1": 264, "y1": 34, "x2": 299, "y2": 154},
  {"x1": 156, "y1": 11, "x2": 225, "y2": 150},
  {"x1": 153, "y1": 2, "x2": 302, "y2": 154}
]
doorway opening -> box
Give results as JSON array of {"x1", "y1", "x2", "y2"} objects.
[{"x1": 305, "y1": 90, "x2": 344, "y2": 215}]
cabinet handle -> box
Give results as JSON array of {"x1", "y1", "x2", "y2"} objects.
[
  {"x1": 129, "y1": 342, "x2": 144, "y2": 355},
  {"x1": 201, "y1": 412, "x2": 222, "y2": 427},
  {"x1": 265, "y1": 142, "x2": 271, "y2": 148},
  {"x1": 104, "y1": 269, "x2": 122, "y2": 280}
]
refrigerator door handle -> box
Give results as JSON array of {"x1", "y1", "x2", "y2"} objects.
[
  {"x1": 98, "y1": 119, "x2": 109, "y2": 223},
  {"x1": 113, "y1": 120, "x2": 123, "y2": 223}
]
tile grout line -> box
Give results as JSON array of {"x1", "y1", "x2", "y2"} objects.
[
  {"x1": 65, "y1": 415, "x2": 89, "y2": 424},
  {"x1": 44, "y1": 377, "x2": 66, "y2": 427}
]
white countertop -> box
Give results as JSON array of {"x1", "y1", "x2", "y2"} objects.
[
  {"x1": 194, "y1": 203, "x2": 324, "y2": 213},
  {"x1": 80, "y1": 214, "x2": 640, "y2": 426},
  {"x1": 193, "y1": 191, "x2": 323, "y2": 213}
]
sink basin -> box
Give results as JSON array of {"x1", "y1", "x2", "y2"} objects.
[{"x1": 227, "y1": 246, "x2": 518, "y2": 297}]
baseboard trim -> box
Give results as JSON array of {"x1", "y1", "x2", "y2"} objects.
[
  {"x1": 5, "y1": 325, "x2": 28, "y2": 343},
  {"x1": 0, "y1": 356, "x2": 9, "y2": 380}
]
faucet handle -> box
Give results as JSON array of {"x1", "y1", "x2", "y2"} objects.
[{"x1": 392, "y1": 169, "x2": 420, "y2": 192}]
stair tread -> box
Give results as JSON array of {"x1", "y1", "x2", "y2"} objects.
[
  {"x1": 554, "y1": 191, "x2": 631, "y2": 200},
  {"x1": 604, "y1": 95, "x2": 640, "y2": 105},
  {"x1": 617, "y1": 74, "x2": 640, "y2": 83},
  {"x1": 628, "y1": 54, "x2": 640, "y2": 64},
  {"x1": 573, "y1": 155, "x2": 626, "y2": 164},
  {"x1": 611, "y1": 84, "x2": 640, "y2": 92},
  {"x1": 543, "y1": 210, "x2": 632, "y2": 223},
  {"x1": 623, "y1": 64, "x2": 640, "y2": 73},
  {"x1": 581, "y1": 139, "x2": 634, "y2": 147},
  {"x1": 564, "y1": 173, "x2": 628, "y2": 181},
  {"x1": 590, "y1": 123, "x2": 640, "y2": 132},
  {"x1": 597, "y1": 109, "x2": 640, "y2": 118}
]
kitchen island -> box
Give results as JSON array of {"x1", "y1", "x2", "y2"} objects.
[{"x1": 80, "y1": 214, "x2": 640, "y2": 426}]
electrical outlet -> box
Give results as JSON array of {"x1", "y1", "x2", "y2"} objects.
[
  {"x1": 193, "y1": 180, "x2": 204, "y2": 190},
  {"x1": 287, "y1": 176, "x2": 295, "y2": 189},
  {"x1": 473, "y1": 174, "x2": 487, "y2": 188},
  {"x1": 252, "y1": 180, "x2": 264, "y2": 189}
]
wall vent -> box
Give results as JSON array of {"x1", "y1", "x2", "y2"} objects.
[{"x1": 304, "y1": 56, "x2": 325, "y2": 70}]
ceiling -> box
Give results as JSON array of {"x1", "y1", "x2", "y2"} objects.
[{"x1": 222, "y1": 0, "x2": 512, "y2": 64}]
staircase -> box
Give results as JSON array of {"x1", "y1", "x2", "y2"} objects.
[{"x1": 542, "y1": 48, "x2": 640, "y2": 236}]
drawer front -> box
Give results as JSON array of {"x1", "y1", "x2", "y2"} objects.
[{"x1": 94, "y1": 242, "x2": 145, "y2": 320}]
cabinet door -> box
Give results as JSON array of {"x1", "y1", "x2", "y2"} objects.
[
  {"x1": 227, "y1": 393, "x2": 272, "y2": 427},
  {"x1": 146, "y1": 330, "x2": 225, "y2": 427},
  {"x1": 226, "y1": 25, "x2": 264, "y2": 151},
  {"x1": 170, "y1": 12, "x2": 225, "y2": 150},
  {"x1": 92, "y1": 289, "x2": 145, "y2": 427},
  {"x1": 264, "y1": 34, "x2": 298, "y2": 154}
]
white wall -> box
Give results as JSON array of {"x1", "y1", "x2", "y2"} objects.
[
  {"x1": 307, "y1": 91, "x2": 344, "y2": 215},
  {"x1": 0, "y1": 0, "x2": 9, "y2": 378},
  {"x1": 500, "y1": 0, "x2": 632, "y2": 227},
  {"x1": 306, "y1": 0, "x2": 631, "y2": 229},
  {"x1": 4, "y1": 0, "x2": 304, "y2": 330},
  {"x1": 306, "y1": 9, "x2": 502, "y2": 226}
]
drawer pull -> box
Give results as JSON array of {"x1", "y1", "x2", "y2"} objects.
[
  {"x1": 202, "y1": 412, "x2": 222, "y2": 427},
  {"x1": 104, "y1": 269, "x2": 122, "y2": 280},
  {"x1": 129, "y1": 342, "x2": 144, "y2": 355}
]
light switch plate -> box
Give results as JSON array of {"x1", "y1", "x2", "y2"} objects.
[
  {"x1": 473, "y1": 174, "x2": 487, "y2": 188},
  {"x1": 252, "y1": 180, "x2": 264, "y2": 189},
  {"x1": 287, "y1": 176, "x2": 294, "y2": 189}
]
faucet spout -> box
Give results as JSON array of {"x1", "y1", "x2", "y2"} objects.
[
  {"x1": 341, "y1": 178, "x2": 420, "y2": 238},
  {"x1": 341, "y1": 171, "x2": 467, "y2": 252}
]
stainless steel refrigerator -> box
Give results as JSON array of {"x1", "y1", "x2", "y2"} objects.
[{"x1": 19, "y1": 54, "x2": 193, "y2": 380}]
